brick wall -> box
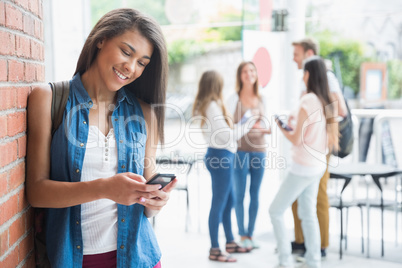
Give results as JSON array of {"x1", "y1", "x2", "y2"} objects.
[{"x1": 0, "y1": 0, "x2": 44, "y2": 267}]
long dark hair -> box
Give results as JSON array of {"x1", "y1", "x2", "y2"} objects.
[
  {"x1": 303, "y1": 57, "x2": 338, "y2": 151},
  {"x1": 74, "y1": 8, "x2": 168, "y2": 143}
]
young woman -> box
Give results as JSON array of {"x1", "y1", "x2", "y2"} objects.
[
  {"x1": 193, "y1": 70, "x2": 261, "y2": 262},
  {"x1": 227, "y1": 61, "x2": 270, "y2": 249},
  {"x1": 27, "y1": 8, "x2": 176, "y2": 268},
  {"x1": 269, "y1": 57, "x2": 338, "y2": 268}
]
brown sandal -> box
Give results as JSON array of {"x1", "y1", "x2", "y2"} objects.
[
  {"x1": 225, "y1": 242, "x2": 252, "y2": 253},
  {"x1": 209, "y1": 248, "x2": 237, "y2": 262}
]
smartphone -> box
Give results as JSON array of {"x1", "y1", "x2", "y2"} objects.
[
  {"x1": 146, "y1": 173, "x2": 176, "y2": 189},
  {"x1": 274, "y1": 115, "x2": 293, "y2": 131}
]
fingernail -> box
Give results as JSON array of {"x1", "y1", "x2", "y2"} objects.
[
  {"x1": 158, "y1": 185, "x2": 162, "y2": 189},
  {"x1": 140, "y1": 197, "x2": 146, "y2": 203}
]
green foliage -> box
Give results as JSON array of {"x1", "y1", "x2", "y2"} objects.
[
  {"x1": 207, "y1": 12, "x2": 243, "y2": 41},
  {"x1": 206, "y1": 26, "x2": 242, "y2": 42},
  {"x1": 387, "y1": 60, "x2": 402, "y2": 99},
  {"x1": 168, "y1": 11, "x2": 244, "y2": 64},
  {"x1": 313, "y1": 30, "x2": 374, "y2": 95},
  {"x1": 90, "y1": 0, "x2": 120, "y2": 26},
  {"x1": 167, "y1": 39, "x2": 207, "y2": 65},
  {"x1": 124, "y1": 0, "x2": 169, "y2": 25},
  {"x1": 90, "y1": 0, "x2": 169, "y2": 27}
]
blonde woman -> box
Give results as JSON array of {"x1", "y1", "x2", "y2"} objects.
[{"x1": 193, "y1": 70, "x2": 261, "y2": 262}]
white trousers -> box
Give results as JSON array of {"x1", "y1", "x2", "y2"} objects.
[{"x1": 269, "y1": 171, "x2": 323, "y2": 268}]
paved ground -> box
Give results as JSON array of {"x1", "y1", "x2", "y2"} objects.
[
  {"x1": 152, "y1": 161, "x2": 402, "y2": 268},
  {"x1": 151, "y1": 119, "x2": 402, "y2": 267}
]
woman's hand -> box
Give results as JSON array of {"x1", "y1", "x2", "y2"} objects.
[
  {"x1": 287, "y1": 114, "x2": 295, "y2": 126},
  {"x1": 252, "y1": 121, "x2": 271, "y2": 134},
  {"x1": 143, "y1": 178, "x2": 178, "y2": 217},
  {"x1": 102, "y1": 172, "x2": 161, "y2": 206}
]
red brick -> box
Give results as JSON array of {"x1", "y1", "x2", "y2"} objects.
[
  {"x1": 38, "y1": 0, "x2": 43, "y2": 19},
  {"x1": 0, "y1": 88, "x2": 16, "y2": 111},
  {"x1": 0, "y1": 116, "x2": 7, "y2": 138},
  {"x1": 9, "y1": 217, "x2": 24, "y2": 246},
  {"x1": 16, "y1": 35, "x2": 30, "y2": 58},
  {"x1": 0, "y1": 193, "x2": 19, "y2": 225},
  {"x1": 8, "y1": 60, "x2": 24, "y2": 82},
  {"x1": 13, "y1": 0, "x2": 29, "y2": 11},
  {"x1": 0, "y1": 2, "x2": 5, "y2": 26},
  {"x1": 35, "y1": 64, "x2": 44, "y2": 82},
  {"x1": 0, "y1": 30, "x2": 15, "y2": 56},
  {"x1": 5, "y1": 3, "x2": 23, "y2": 31},
  {"x1": 9, "y1": 162, "x2": 25, "y2": 192},
  {"x1": 17, "y1": 87, "x2": 29, "y2": 109},
  {"x1": 0, "y1": 229, "x2": 8, "y2": 257},
  {"x1": 17, "y1": 135, "x2": 27, "y2": 158},
  {"x1": 0, "y1": 246, "x2": 19, "y2": 268},
  {"x1": 0, "y1": 59, "x2": 7, "y2": 81},
  {"x1": 34, "y1": 18, "x2": 42, "y2": 40},
  {"x1": 0, "y1": 140, "x2": 18, "y2": 167},
  {"x1": 30, "y1": 40, "x2": 41, "y2": 60},
  {"x1": 22, "y1": 252, "x2": 35, "y2": 268},
  {"x1": 19, "y1": 231, "x2": 34, "y2": 264},
  {"x1": 28, "y1": 0, "x2": 38, "y2": 17},
  {"x1": 24, "y1": 63, "x2": 35, "y2": 83},
  {"x1": 18, "y1": 187, "x2": 28, "y2": 213},
  {"x1": 0, "y1": 171, "x2": 7, "y2": 197},
  {"x1": 7, "y1": 111, "x2": 26, "y2": 136},
  {"x1": 22, "y1": 14, "x2": 34, "y2": 36}
]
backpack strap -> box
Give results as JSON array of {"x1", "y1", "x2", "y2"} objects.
[{"x1": 49, "y1": 81, "x2": 70, "y2": 136}]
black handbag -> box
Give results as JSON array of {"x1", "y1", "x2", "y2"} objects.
[
  {"x1": 333, "y1": 97, "x2": 353, "y2": 158},
  {"x1": 34, "y1": 81, "x2": 69, "y2": 268}
]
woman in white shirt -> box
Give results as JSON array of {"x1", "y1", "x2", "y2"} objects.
[{"x1": 192, "y1": 70, "x2": 261, "y2": 262}]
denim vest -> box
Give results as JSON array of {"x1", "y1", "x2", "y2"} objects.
[{"x1": 46, "y1": 73, "x2": 161, "y2": 268}]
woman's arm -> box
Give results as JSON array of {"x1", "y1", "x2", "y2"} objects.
[
  {"x1": 139, "y1": 101, "x2": 177, "y2": 218},
  {"x1": 330, "y1": 91, "x2": 347, "y2": 117},
  {"x1": 327, "y1": 72, "x2": 347, "y2": 117},
  {"x1": 26, "y1": 86, "x2": 160, "y2": 208},
  {"x1": 206, "y1": 102, "x2": 254, "y2": 144},
  {"x1": 276, "y1": 107, "x2": 308, "y2": 146}
]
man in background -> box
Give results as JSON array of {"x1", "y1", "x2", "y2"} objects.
[{"x1": 290, "y1": 37, "x2": 347, "y2": 259}]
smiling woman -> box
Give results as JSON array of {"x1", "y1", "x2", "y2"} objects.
[{"x1": 26, "y1": 8, "x2": 175, "y2": 268}]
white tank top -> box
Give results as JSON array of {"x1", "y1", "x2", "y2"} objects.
[{"x1": 81, "y1": 126, "x2": 118, "y2": 255}]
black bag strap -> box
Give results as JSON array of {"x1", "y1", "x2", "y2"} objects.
[{"x1": 49, "y1": 81, "x2": 70, "y2": 136}]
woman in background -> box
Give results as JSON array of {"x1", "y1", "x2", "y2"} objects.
[
  {"x1": 269, "y1": 57, "x2": 338, "y2": 268},
  {"x1": 193, "y1": 70, "x2": 261, "y2": 262},
  {"x1": 227, "y1": 61, "x2": 270, "y2": 249}
]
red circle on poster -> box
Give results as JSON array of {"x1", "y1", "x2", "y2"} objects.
[{"x1": 252, "y1": 47, "x2": 272, "y2": 88}]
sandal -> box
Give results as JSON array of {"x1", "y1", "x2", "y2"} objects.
[
  {"x1": 225, "y1": 241, "x2": 252, "y2": 253},
  {"x1": 209, "y1": 248, "x2": 237, "y2": 262}
]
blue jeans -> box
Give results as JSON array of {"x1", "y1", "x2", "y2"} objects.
[
  {"x1": 204, "y1": 148, "x2": 236, "y2": 249},
  {"x1": 269, "y1": 171, "x2": 323, "y2": 268},
  {"x1": 233, "y1": 151, "x2": 266, "y2": 238}
]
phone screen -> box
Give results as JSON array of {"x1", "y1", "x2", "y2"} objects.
[
  {"x1": 146, "y1": 173, "x2": 176, "y2": 189},
  {"x1": 275, "y1": 115, "x2": 293, "y2": 131}
]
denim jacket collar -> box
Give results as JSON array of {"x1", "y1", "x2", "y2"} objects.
[{"x1": 71, "y1": 73, "x2": 133, "y2": 107}]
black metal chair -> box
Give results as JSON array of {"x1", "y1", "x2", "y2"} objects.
[
  {"x1": 356, "y1": 173, "x2": 400, "y2": 257},
  {"x1": 329, "y1": 173, "x2": 364, "y2": 259},
  {"x1": 153, "y1": 157, "x2": 194, "y2": 232}
]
